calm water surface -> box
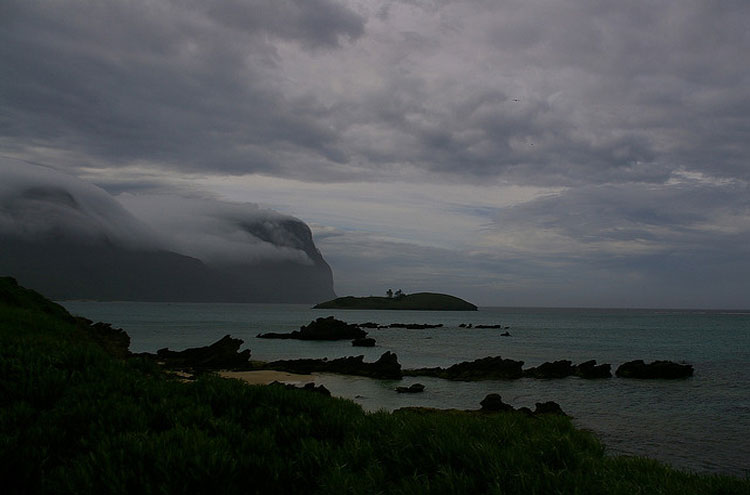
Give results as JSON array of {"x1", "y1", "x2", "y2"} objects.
[{"x1": 61, "y1": 302, "x2": 750, "y2": 477}]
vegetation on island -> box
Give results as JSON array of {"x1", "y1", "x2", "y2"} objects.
[
  {"x1": 1, "y1": 277, "x2": 748, "y2": 494},
  {"x1": 314, "y1": 290, "x2": 478, "y2": 311}
]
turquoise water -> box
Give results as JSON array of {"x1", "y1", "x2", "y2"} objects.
[{"x1": 61, "y1": 302, "x2": 750, "y2": 477}]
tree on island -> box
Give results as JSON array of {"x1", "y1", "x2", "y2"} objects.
[
  {"x1": 394, "y1": 289, "x2": 405, "y2": 299},
  {"x1": 386, "y1": 289, "x2": 393, "y2": 298}
]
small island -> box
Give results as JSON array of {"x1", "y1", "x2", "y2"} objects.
[{"x1": 314, "y1": 291, "x2": 478, "y2": 311}]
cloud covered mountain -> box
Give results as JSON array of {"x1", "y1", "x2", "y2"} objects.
[{"x1": 0, "y1": 158, "x2": 335, "y2": 302}]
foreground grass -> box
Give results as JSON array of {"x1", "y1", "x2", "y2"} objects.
[{"x1": 1, "y1": 278, "x2": 748, "y2": 494}]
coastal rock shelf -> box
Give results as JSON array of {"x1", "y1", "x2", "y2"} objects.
[
  {"x1": 137, "y1": 335, "x2": 253, "y2": 371},
  {"x1": 262, "y1": 352, "x2": 402, "y2": 380},
  {"x1": 615, "y1": 359, "x2": 694, "y2": 379},
  {"x1": 479, "y1": 394, "x2": 567, "y2": 416},
  {"x1": 404, "y1": 357, "x2": 691, "y2": 381}
]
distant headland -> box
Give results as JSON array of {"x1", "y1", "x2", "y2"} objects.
[{"x1": 314, "y1": 291, "x2": 478, "y2": 311}]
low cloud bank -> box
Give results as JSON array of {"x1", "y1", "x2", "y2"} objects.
[
  {"x1": 0, "y1": 158, "x2": 159, "y2": 249},
  {"x1": 1, "y1": 158, "x2": 319, "y2": 266}
]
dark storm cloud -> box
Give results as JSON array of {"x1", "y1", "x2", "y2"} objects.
[
  {"x1": 1, "y1": 0, "x2": 363, "y2": 174},
  {"x1": 2, "y1": 0, "x2": 748, "y2": 185}
]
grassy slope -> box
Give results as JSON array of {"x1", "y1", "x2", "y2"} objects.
[
  {"x1": 1, "y1": 277, "x2": 748, "y2": 494},
  {"x1": 315, "y1": 292, "x2": 478, "y2": 311}
]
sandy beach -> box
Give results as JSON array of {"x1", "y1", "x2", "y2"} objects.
[{"x1": 219, "y1": 370, "x2": 314, "y2": 385}]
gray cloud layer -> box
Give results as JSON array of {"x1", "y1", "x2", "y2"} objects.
[
  {"x1": 3, "y1": 1, "x2": 749, "y2": 307},
  {"x1": 3, "y1": 0, "x2": 747, "y2": 185}
]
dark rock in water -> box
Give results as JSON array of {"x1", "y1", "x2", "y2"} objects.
[
  {"x1": 396, "y1": 383, "x2": 425, "y2": 393},
  {"x1": 575, "y1": 360, "x2": 612, "y2": 379},
  {"x1": 524, "y1": 360, "x2": 575, "y2": 379},
  {"x1": 255, "y1": 331, "x2": 295, "y2": 339},
  {"x1": 405, "y1": 356, "x2": 525, "y2": 381},
  {"x1": 475, "y1": 324, "x2": 503, "y2": 329},
  {"x1": 480, "y1": 393, "x2": 514, "y2": 412},
  {"x1": 352, "y1": 337, "x2": 376, "y2": 347},
  {"x1": 616, "y1": 360, "x2": 693, "y2": 379},
  {"x1": 265, "y1": 351, "x2": 402, "y2": 379},
  {"x1": 388, "y1": 323, "x2": 443, "y2": 329},
  {"x1": 534, "y1": 401, "x2": 567, "y2": 416},
  {"x1": 155, "y1": 335, "x2": 251, "y2": 370},
  {"x1": 500, "y1": 331, "x2": 511, "y2": 337},
  {"x1": 258, "y1": 316, "x2": 367, "y2": 341},
  {"x1": 359, "y1": 322, "x2": 380, "y2": 328}
]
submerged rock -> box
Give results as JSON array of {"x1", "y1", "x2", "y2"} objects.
[
  {"x1": 615, "y1": 360, "x2": 693, "y2": 379},
  {"x1": 154, "y1": 335, "x2": 252, "y2": 370},
  {"x1": 396, "y1": 383, "x2": 425, "y2": 393},
  {"x1": 352, "y1": 337, "x2": 376, "y2": 347},
  {"x1": 388, "y1": 323, "x2": 443, "y2": 329},
  {"x1": 257, "y1": 316, "x2": 367, "y2": 341}
]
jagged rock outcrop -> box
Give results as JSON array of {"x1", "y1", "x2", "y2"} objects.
[
  {"x1": 257, "y1": 316, "x2": 367, "y2": 341},
  {"x1": 615, "y1": 360, "x2": 693, "y2": 379},
  {"x1": 479, "y1": 394, "x2": 567, "y2": 416},
  {"x1": 574, "y1": 360, "x2": 612, "y2": 379},
  {"x1": 405, "y1": 356, "x2": 525, "y2": 381},
  {"x1": 149, "y1": 335, "x2": 252, "y2": 370},
  {"x1": 480, "y1": 393, "x2": 514, "y2": 412},
  {"x1": 523, "y1": 360, "x2": 576, "y2": 379},
  {"x1": 264, "y1": 352, "x2": 402, "y2": 380}
]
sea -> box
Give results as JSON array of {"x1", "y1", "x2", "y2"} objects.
[{"x1": 60, "y1": 302, "x2": 750, "y2": 478}]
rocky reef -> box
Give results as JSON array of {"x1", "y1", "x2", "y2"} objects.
[
  {"x1": 136, "y1": 335, "x2": 254, "y2": 371},
  {"x1": 257, "y1": 316, "x2": 367, "y2": 341},
  {"x1": 479, "y1": 394, "x2": 567, "y2": 416},
  {"x1": 263, "y1": 352, "x2": 402, "y2": 380},
  {"x1": 405, "y1": 356, "x2": 525, "y2": 380},
  {"x1": 405, "y1": 357, "x2": 616, "y2": 380},
  {"x1": 615, "y1": 360, "x2": 694, "y2": 379}
]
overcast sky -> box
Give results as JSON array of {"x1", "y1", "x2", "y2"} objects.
[{"x1": 2, "y1": 0, "x2": 749, "y2": 308}]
